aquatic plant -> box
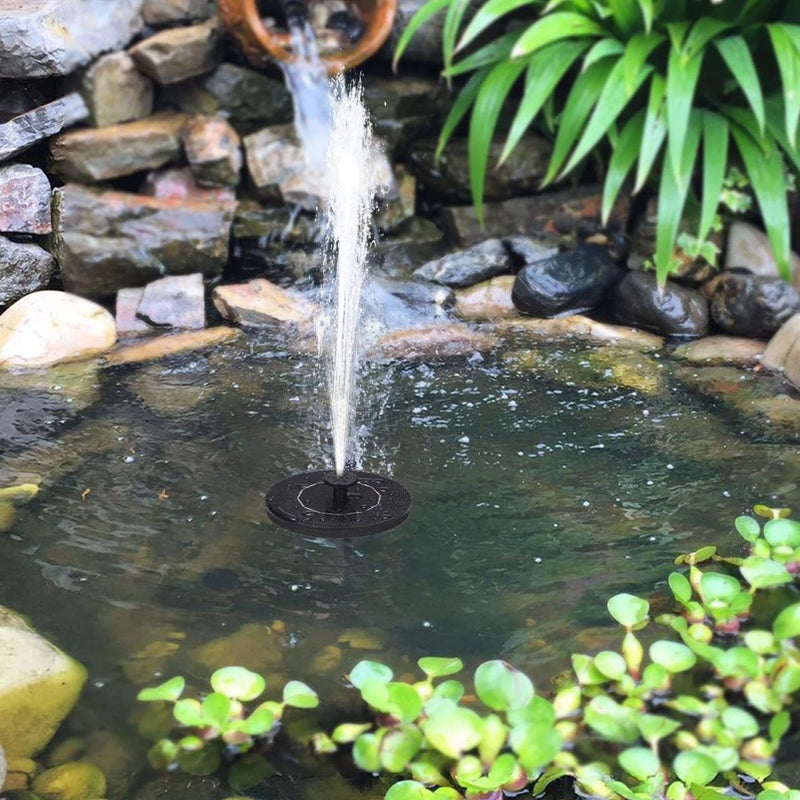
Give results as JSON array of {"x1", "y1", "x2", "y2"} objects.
[
  {"x1": 394, "y1": 0, "x2": 800, "y2": 282},
  {"x1": 137, "y1": 666, "x2": 318, "y2": 790}
]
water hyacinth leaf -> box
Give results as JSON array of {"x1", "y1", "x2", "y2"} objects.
[
  {"x1": 409, "y1": 760, "x2": 447, "y2": 785},
  {"x1": 649, "y1": 640, "x2": 696, "y2": 673},
  {"x1": 773, "y1": 664, "x2": 800, "y2": 695},
  {"x1": 594, "y1": 650, "x2": 628, "y2": 680},
  {"x1": 387, "y1": 682, "x2": 424, "y2": 722},
  {"x1": 147, "y1": 739, "x2": 180, "y2": 769},
  {"x1": 487, "y1": 752, "x2": 518, "y2": 786},
  {"x1": 673, "y1": 751, "x2": 718, "y2": 786},
  {"x1": 421, "y1": 706, "x2": 483, "y2": 758},
  {"x1": 418, "y1": 657, "x2": 463, "y2": 678},
  {"x1": 380, "y1": 725, "x2": 424, "y2": 772},
  {"x1": 511, "y1": 12, "x2": 606, "y2": 60},
  {"x1": 507, "y1": 695, "x2": 556, "y2": 727},
  {"x1": 201, "y1": 692, "x2": 231, "y2": 730},
  {"x1": 714, "y1": 646, "x2": 760, "y2": 679},
  {"x1": 622, "y1": 630, "x2": 644, "y2": 676},
  {"x1": 572, "y1": 653, "x2": 608, "y2": 685},
  {"x1": 774, "y1": 602, "x2": 800, "y2": 640},
  {"x1": 479, "y1": 713, "x2": 508, "y2": 763},
  {"x1": 641, "y1": 663, "x2": 669, "y2": 691},
  {"x1": 210, "y1": 667, "x2": 265, "y2": 702},
  {"x1": 721, "y1": 707, "x2": 759, "y2": 739},
  {"x1": 745, "y1": 682, "x2": 782, "y2": 715},
  {"x1": 453, "y1": 754, "x2": 482, "y2": 785},
  {"x1": 552, "y1": 684, "x2": 581, "y2": 717},
  {"x1": 510, "y1": 720, "x2": 564, "y2": 772},
  {"x1": 432, "y1": 679, "x2": 464, "y2": 702},
  {"x1": 735, "y1": 515, "x2": 761, "y2": 543},
  {"x1": 764, "y1": 519, "x2": 800, "y2": 548},
  {"x1": 353, "y1": 732, "x2": 382, "y2": 772},
  {"x1": 699, "y1": 572, "x2": 741, "y2": 604},
  {"x1": 769, "y1": 710, "x2": 790, "y2": 743},
  {"x1": 619, "y1": 747, "x2": 660, "y2": 781},
  {"x1": 333, "y1": 722, "x2": 373, "y2": 743},
  {"x1": 740, "y1": 556, "x2": 792, "y2": 590},
  {"x1": 311, "y1": 732, "x2": 337, "y2": 754},
  {"x1": 178, "y1": 735, "x2": 204, "y2": 751},
  {"x1": 228, "y1": 755, "x2": 275, "y2": 791},
  {"x1": 138, "y1": 676, "x2": 185, "y2": 703},
  {"x1": 669, "y1": 572, "x2": 692, "y2": 604},
  {"x1": 386, "y1": 781, "x2": 435, "y2": 800},
  {"x1": 283, "y1": 680, "x2": 319, "y2": 709},
  {"x1": 637, "y1": 713, "x2": 680, "y2": 743},
  {"x1": 584, "y1": 696, "x2": 639, "y2": 744},
  {"x1": 349, "y1": 661, "x2": 394, "y2": 689},
  {"x1": 236, "y1": 705, "x2": 276, "y2": 736},
  {"x1": 173, "y1": 698, "x2": 204, "y2": 727},
  {"x1": 475, "y1": 660, "x2": 534, "y2": 711},
  {"x1": 744, "y1": 630, "x2": 775, "y2": 654},
  {"x1": 607, "y1": 593, "x2": 649, "y2": 628},
  {"x1": 178, "y1": 744, "x2": 222, "y2": 776},
  {"x1": 700, "y1": 745, "x2": 738, "y2": 772}
]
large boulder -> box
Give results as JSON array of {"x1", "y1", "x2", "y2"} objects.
[
  {"x1": 725, "y1": 221, "x2": 800, "y2": 285},
  {"x1": 0, "y1": 605, "x2": 87, "y2": 758},
  {"x1": 709, "y1": 270, "x2": 800, "y2": 339},
  {"x1": 51, "y1": 184, "x2": 234, "y2": 298},
  {"x1": 0, "y1": 164, "x2": 51, "y2": 234},
  {"x1": 512, "y1": 245, "x2": 621, "y2": 317},
  {"x1": 212, "y1": 279, "x2": 317, "y2": 328},
  {"x1": 0, "y1": 236, "x2": 55, "y2": 308},
  {"x1": 608, "y1": 270, "x2": 710, "y2": 338},
  {"x1": 455, "y1": 275, "x2": 517, "y2": 321},
  {"x1": 80, "y1": 52, "x2": 154, "y2": 128},
  {"x1": 0, "y1": 0, "x2": 143, "y2": 78},
  {"x1": 0, "y1": 291, "x2": 117, "y2": 368},
  {"x1": 762, "y1": 313, "x2": 800, "y2": 388},
  {"x1": 413, "y1": 239, "x2": 510, "y2": 288}
]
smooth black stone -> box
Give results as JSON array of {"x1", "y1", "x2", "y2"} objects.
[
  {"x1": 511, "y1": 245, "x2": 621, "y2": 317},
  {"x1": 609, "y1": 270, "x2": 709, "y2": 338}
]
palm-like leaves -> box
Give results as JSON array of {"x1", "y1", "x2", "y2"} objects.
[{"x1": 394, "y1": 0, "x2": 800, "y2": 282}]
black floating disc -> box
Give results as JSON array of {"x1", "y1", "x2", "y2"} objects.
[{"x1": 265, "y1": 470, "x2": 411, "y2": 538}]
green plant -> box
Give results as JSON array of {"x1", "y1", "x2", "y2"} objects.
[
  {"x1": 395, "y1": 0, "x2": 800, "y2": 283},
  {"x1": 137, "y1": 666, "x2": 319, "y2": 790}
]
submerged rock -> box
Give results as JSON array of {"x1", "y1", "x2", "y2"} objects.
[
  {"x1": 0, "y1": 291, "x2": 116, "y2": 368},
  {"x1": 106, "y1": 326, "x2": 241, "y2": 365},
  {"x1": 137, "y1": 273, "x2": 206, "y2": 330},
  {"x1": 32, "y1": 761, "x2": 107, "y2": 800},
  {"x1": 212, "y1": 279, "x2": 317, "y2": 328},
  {"x1": 608, "y1": 270, "x2": 709, "y2": 338},
  {"x1": 80, "y1": 51, "x2": 154, "y2": 129},
  {"x1": 512, "y1": 245, "x2": 621, "y2": 317},
  {"x1": 191, "y1": 622, "x2": 283, "y2": 673},
  {"x1": 183, "y1": 115, "x2": 242, "y2": 187},
  {"x1": 0, "y1": 235, "x2": 55, "y2": 308},
  {"x1": 0, "y1": 164, "x2": 51, "y2": 234},
  {"x1": 673, "y1": 335, "x2": 765, "y2": 367},
  {"x1": 413, "y1": 239, "x2": 510, "y2": 288},
  {"x1": 710, "y1": 271, "x2": 800, "y2": 338},
  {"x1": 376, "y1": 323, "x2": 497, "y2": 360},
  {"x1": 455, "y1": 275, "x2": 517, "y2": 321},
  {"x1": 0, "y1": 604, "x2": 87, "y2": 758},
  {"x1": 762, "y1": 313, "x2": 800, "y2": 388}
]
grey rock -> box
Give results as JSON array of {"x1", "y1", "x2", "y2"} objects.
[
  {"x1": 115, "y1": 287, "x2": 151, "y2": 336},
  {"x1": 183, "y1": 115, "x2": 242, "y2": 187},
  {"x1": 370, "y1": 217, "x2": 449, "y2": 278},
  {"x1": 609, "y1": 270, "x2": 709, "y2": 338},
  {"x1": 408, "y1": 135, "x2": 551, "y2": 203},
  {"x1": 673, "y1": 335, "x2": 765, "y2": 367},
  {"x1": 81, "y1": 51, "x2": 154, "y2": 128},
  {"x1": 512, "y1": 245, "x2": 621, "y2": 317},
  {"x1": 130, "y1": 19, "x2": 222, "y2": 85},
  {"x1": 0, "y1": 235, "x2": 55, "y2": 307},
  {"x1": 0, "y1": 164, "x2": 51, "y2": 234},
  {"x1": 414, "y1": 239, "x2": 510, "y2": 288},
  {"x1": 162, "y1": 63, "x2": 292, "y2": 136},
  {"x1": 137, "y1": 273, "x2": 205, "y2": 329},
  {"x1": 141, "y1": 166, "x2": 235, "y2": 203},
  {"x1": 0, "y1": 93, "x2": 88, "y2": 162},
  {"x1": 0, "y1": 0, "x2": 144, "y2": 79},
  {"x1": 726, "y1": 220, "x2": 800, "y2": 285},
  {"x1": 232, "y1": 202, "x2": 320, "y2": 244},
  {"x1": 49, "y1": 113, "x2": 187, "y2": 182},
  {"x1": 710, "y1": 271, "x2": 800, "y2": 339},
  {"x1": 51, "y1": 184, "x2": 234, "y2": 298},
  {"x1": 504, "y1": 235, "x2": 559, "y2": 266},
  {"x1": 762, "y1": 314, "x2": 800, "y2": 388},
  {"x1": 143, "y1": 0, "x2": 213, "y2": 24}
]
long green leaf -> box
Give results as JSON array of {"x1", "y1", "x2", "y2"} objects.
[
  {"x1": 666, "y1": 46, "x2": 703, "y2": 178},
  {"x1": 454, "y1": 0, "x2": 538, "y2": 54},
  {"x1": 620, "y1": 31, "x2": 664, "y2": 93},
  {"x1": 511, "y1": 12, "x2": 607, "y2": 59},
  {"x1": 394, "y1": 0, "x2": 455, "y2": 69},
  {"x1": 603, "y1": 110, "x2": 645, "y2": 223},
  {"x1": 583, "y1": 37, "x2": 625, "y2": 70},
  {"x1": 542, "y1": 58, "x2": 616, "y2": 184},
  {"x1": 634, "y1": 72, "x2": 666, "y2": 192},
  {"x1": 655, "y1": 110, "x2": 702, "y2": 284},
  {"x1": 442, "y1": 31, "x2": 518, "y2": 77},
  {"x1": 698, "y1": 111, "x2": 728, "y2": 241},
  {"x1": 637, "y1": 0, "x2": 654, "y2": 33},
  {"x1": 442, "y1": 0, "x2": 474, "y2": 81},
  {"x1": 731, "y1": 123, "x2": 792, "y2": 281},
  {"x1": 468, "y1": 58, "x2": 528, "y2": 223},
  {"x1": 682, "y1": 17, "x2": 731, "y2": 60},
  {"x1": 715, "y1": 36, "x2": 765, "y2": 134},
  {"x1": 765, "y1": 94, "x2": 800, "y2": 172},
  {"x1": 435, "y1": 68, "x2": 489, "y2": 160},
  {"x1": 768, "y1": 23, "x2": 800, "y2": 146},
  {"x1": 608, "y1": 0, "x2": 639, "y2": 36},
  {"x1": 499, "y1": 39, "x2": 590, "y2": 163}
]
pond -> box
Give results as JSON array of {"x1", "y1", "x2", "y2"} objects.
[{"x1": 1, "y1": 330, "x2": 798, "y2": 798}]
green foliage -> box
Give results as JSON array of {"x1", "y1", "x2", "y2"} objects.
[{"x1": 395, "y1": 0, "x2": 800, "y2": 283}]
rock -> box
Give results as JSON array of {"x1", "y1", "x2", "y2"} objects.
[
  {"x1": 3, "y1": 755, "x2": 35, "y2": 790},
  {"x1": 0, "y1": 164, "x2": 51, "y2": 233},
  {"x1": 191, "y1": 623, "x2": 283, "y2": 673},
  {"x1": 671, "y1": 335, "x2": 765, "y2": 367},
  {"x1": 0, "y1": 744, "x2": 4, "y2": 790},
  {"x1": 130, "y1": 19, "x2": 222, "y2": 85},
  {"x1": 376, "y1": 165, "x2": 415, "y2": 232},
  {"x1": 183, "y1": 115, "x2": 242, "y2": 187},
  {"x1": 212, "y1": 279, "x2": 317, "y2": 328},
  {"x1": 105, "y1": 326, "x2": 241, "y2": 365},
  {"x1": 726, "y1": 221, "x2": 800, "y2": 284},
  {"x1": 141, "y1": 166, "x2": 236, "y2": 203},
  {"x1": 376, "y1": 323, "x2": 497, "y2": 360},
  {"x1": 408, "y1": 134, "x2": 550, "y2": 202},
  {"x1": 608, "y1": 270, "x2": 709, "y2": 338},
  {"x1": 0, "y1": 236, "x2": 55, "y2": 308},
  {"x1": 51, "y1": 184, "x2": 234, "y2": 297},
  {"x1": 414, "y1": 239, "x2": 510, "y2": 288},
  {"x1": 370, "y1": 216, "x2": 449, "y2": 278},
  {"x1": 0, "y1": 291, "x2": 117, "y2": 368},
  {"x1": 512, "y1": 245, "x2": 621, "y2": 317},
  {"x1": 503, "y1": 235, "x2": 559, "y2": 266},
  {"x1": 232, "y1": 202, "x2": 319, "y2": 244},
  {"x1": 137, "y1": 273, "x2": 205, "y2": 329},
  {"x1": 455, "y1": 275, "x2": 517, "y2": 321},
  {"x1": 762, "y1": 314, "x2": 800, "y2": 388},
  {"x1": 162, "y1": 63, "x2": 292, "y2": 136},
  {"x1": 0, "y1": 604, "x2": 87, "y2": 758},
  {"x1": 49, "y1": 113, "x2": 187, "y2": 182},
  {"x1": 0, "y1": 0, "x2": 144, "y2": 79},
  {"x1": 493, "y1": 314, "x2": 664, "y2": 352},
  {"x1": 32, "y1": 762, "x2": 106, "y2": 800},
  {"x1": 439, "y1": 187, "x2": 630, "y2": 246},
  {"x1": 143, "y1": 0, "x2": 213, "y2": 24},
  {"x1": 0, "y1": 93, "x2": 88, "y2": 162},
  {"x1": 115, "y1": 287, "x2": 150, "y2": 336},
  {"x1": 80, "y1": 52, "x2": 153, "y2": 128},
  {"x1": 710, "y1": 271, "x2": 800, "y2": 338},
  {"x1": 368, "y1": 278, "x2": 453, "y2": 328}
]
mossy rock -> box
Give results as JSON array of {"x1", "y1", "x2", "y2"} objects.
[{"x1": 32, "y1": 762, "x2": 106, "y2": 800}]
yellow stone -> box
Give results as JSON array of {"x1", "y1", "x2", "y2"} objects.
[
  {"x1": 191, "y1": 623, "x2": 283, "y2": 672},
  {"x1": 0, "y1": 483, "x2": 39, "y2": 505},
  {"x1": 0, "y1": 606, "x2": 87, "y2": 759},
  {"x1": 0, "y1": 502, "x2": 17, "y2": 533},
  {"x1": 32, "y1": 762, "x2": 107, "y2": 800},
  {"x1": 337, "y1": 628, "x2": 384, "y2": 650},
  {"x1": 310, "y1": 645, "x2": 343, "y2": 674}
]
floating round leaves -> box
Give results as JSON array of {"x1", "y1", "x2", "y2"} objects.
[
  {"x1": 211, "y1": 666, "x2": 265, "y2": 701},
  {"x1": 137, "y1": 675, "x2": 185, "y2": 703},
  {"x1": 673, "y1": 750, "x2": 718, "y2": 786},
  {"x1": 282, "y1": 680, "x2": 319, "y2": 708},
  {"x1": 649, "y1": 640, "x2": 697, "y2": 673},
  {"x1": 421, "y1": 706, "x2": 483, "y2": 758},
  {"x1": 619, "y1": 747, "x2": 660, "y2": 781},
  {"x1": 350, "y1": 660, "x2": 394, "y2": 689},
  {"x1": 474, "y1": 660, "x2": 534, "y2": 711},
  {"x1": 774, "y1": 602, "x2": 800, "y2": 641},
  {"x1": 418, "y1": 657, "x2": 463, "y2": 679},
  {"x1": 735, "y1": 515, "x2": 762, "y2": 543},
  {"x1": 594, "y1": 650, "x2": 628, "y2": 680},
  {"x1": 740, "y1": 556, "x2": 792, "y2": 590},
  {"x1": 607, "y1": 593, "x2": 649, "y2": 629}
]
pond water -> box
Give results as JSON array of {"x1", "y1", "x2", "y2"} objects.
[{"x1": 1, "y1": 330, "x2": 799, "y2": 798}]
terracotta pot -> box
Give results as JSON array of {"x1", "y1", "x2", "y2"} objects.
[{"x1": 218, "y1": 0, "x2": 396, "y2": 74}]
